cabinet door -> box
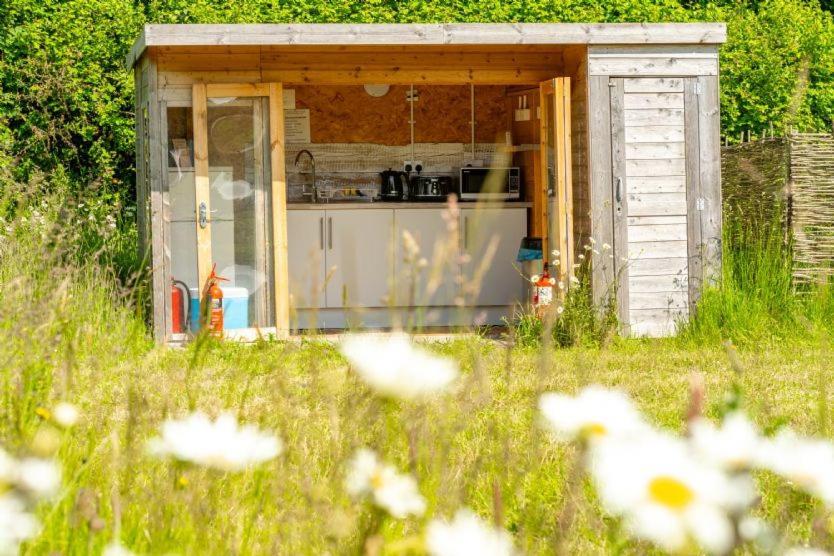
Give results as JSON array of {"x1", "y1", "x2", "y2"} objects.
[
  {"x1": 394, "y1": 209, "x2": 458, "y2": 306},
  {"x1": 461, "y1": 208, "x2": 527, "y2": 306},
  {"x1": 287, "y1": 210, "x2": 327, "y2": 309},
  {"x1": 326, "y1": 210, "x2": 394, "y2": 308}
]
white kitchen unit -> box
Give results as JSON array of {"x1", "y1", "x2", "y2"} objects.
[
  {"x1": 325, "y1": 210, "x2": 394, "y2": 308},
  {"x1": 287, "y1": 203, "x2": 529, "y2": 330},
  {"x1": 460, "y1": 207, "x2": 527, "y2": 307},
  {"x1": 287, "y1": 210, "x2": 327, "y2": 309},
  {"x1": 393, "y1": 209, "x2": 458, "y2": 307}
]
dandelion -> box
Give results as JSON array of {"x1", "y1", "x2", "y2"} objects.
[
  {"x1": 147, "y1": 412, "x2": 282, "y2": 472},
  {"x1": 756, "y1": 430, "x2": 834, "y2": 506},
  {"x1": 538, "y1": 386, "x2": 650, "y2": 444},
  {"x1": 426, "y1": 508, "x2": 515, "y2": 556},
  {"x1": 0, "y1": 495, "x2": 40, "y2": 555},
  {"x1": 590, "y1": 433, "x2": 753, "y2": 554},
  {"x1": 53, "y1": 402, "x2": 80, "y2": 428},
  {"x1": 340, "y1": 333, "x2": 458, "y2": 400},
  {"x1": 345, "y1": 449, "x2": 425, "y2": 518},
  {"x1": 690, "y1": 412, "x2": 763, "y2": 471}
]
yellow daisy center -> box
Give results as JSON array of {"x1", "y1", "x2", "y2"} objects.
[
  {"x1": 581, "y1": 422, "x2": 608, "y2": 437},
  {"x1": 648, "y1": 476, "x2": 694, "y2": 510},
  {"x1": 370, "y1": 470, "x2": 386, "y2": 490}
]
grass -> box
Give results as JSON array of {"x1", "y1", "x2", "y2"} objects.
[{"x1": 2, "y1": 187, "x2": 834, "y2": 554}]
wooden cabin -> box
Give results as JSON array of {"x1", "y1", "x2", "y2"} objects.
[{"x1": 128, "y1": 23, "x2": 726, "y2": 343}]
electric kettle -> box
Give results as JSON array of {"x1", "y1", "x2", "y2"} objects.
[{"x1": 379, "y1": 168, "x2": 408, "y2": 201}]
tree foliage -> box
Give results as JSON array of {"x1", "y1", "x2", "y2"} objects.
[{"x1": 0, "y1": 0, "x2": 832, "y2": 200}]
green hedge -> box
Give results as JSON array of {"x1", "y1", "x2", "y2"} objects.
[{"x1": 0, "y1": 0, "x2": 832, "y2": 200}]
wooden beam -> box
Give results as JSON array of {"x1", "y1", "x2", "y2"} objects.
[
  {"x1": 206, "y1": 83, "x2": 270, "y2": 97},
  {"x1": 609, "y1": 77, "x2": 630, "y2": 335},
  {"x1": 554, "y1": 78, "x2": 569, "y2": 283},
  {"x1": 538, "y1": 82, "x2": 550, "y2": 261},
  {"x1": 560, "y1": 77, "x2": 575, "y2": 283},
  {"x1": 269, "y1": 83, "x2": 290, "y2": 337},
  {"x1": 588, "y1": 76, "x2": 615, "y2": 310},
  {"x1": 261, "y1": 68, "x2": 558, "y2": 85},
  {"x1": 191, "y1": 83, "x2": 212, "y2": 295}
]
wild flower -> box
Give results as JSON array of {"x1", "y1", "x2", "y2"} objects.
[
  {"x1": 590, "y1": 432, "x2": 754, "y2": 554},
  {"x1": 53, "y1": 402, "x2": 81, "y2": 428},
  {"x1": 529, "y1": 274, "x2": 540, "y2": 283},
  {"x1": 0, "y1": 495, "x2": 40, "y2": 555},
  {"x1": 552, "y1": 249, "x2": 560, "y2": 256},
  {"x1": 538, "y1": 386, "x2": 650, "y2": 445},
  {"x1": 16, "y1": 458, "x2": 61, "y2": 499},
  {"x1": 147, "y1": 412, "x2": 283, "y2": 472},
  {"x1": 755, "y1": 430, "x2": 834, "y2": 506},
  {"x1": 689, "y1": 412, "x2": 763, "y2": 471},
  {"x1": 425, "y1": 508, "x2": 515, "y2": 556},
  {"x1": 345, "y1": 449, "x2": 425, "y2": 518},
  {"x1": 340, "y1": 333, "x2": 458, "y2": 400},
  {"x1": 602, "y1": 243, "x2": 611, "y2": 250},
  {"x1": 102, "y1": 541, "x2": 135, "y2": 556},
  {"x1": 784, "y1": 547, "x2": 831, "y2": 556}
]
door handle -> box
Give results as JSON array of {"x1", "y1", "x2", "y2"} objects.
[
  {"x1": 328, "y1": 217, "x2": 333, "y2": 250},
  {"x1": 198, "y1": 202, "x2": 208, "y2": 228},
  {"x1": 615, "y1": 177, "x2": 623, "y2": 204},
  {"x1": 319, "y1": 217, "x2": 324, "y2": 250}
]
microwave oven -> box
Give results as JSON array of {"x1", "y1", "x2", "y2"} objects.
[{"x1": 458, "y1": 167, "x2": 521, "y2": 201}]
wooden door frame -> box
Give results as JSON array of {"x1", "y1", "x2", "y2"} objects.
[
  {"x1": 191, "y1": 82, "x2": 290, "y2": 337},
  {"x1": 537, "y1": 77, "x2": 574, "y2": 285}
]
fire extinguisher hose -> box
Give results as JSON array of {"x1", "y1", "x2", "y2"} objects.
[{"x1": 173, "y1": 279, "x2": 192, "y2": 330}]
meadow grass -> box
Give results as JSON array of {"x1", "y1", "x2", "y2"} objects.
[{"x1": 2, "y1": 189, "x2": 834, "y2": 554}]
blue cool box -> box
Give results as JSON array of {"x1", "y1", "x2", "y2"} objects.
[{"x1": 188, "y1": 287, "x2": 249, "y2": 331}]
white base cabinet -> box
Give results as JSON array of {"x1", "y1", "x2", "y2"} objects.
[{"x1": 288, "y1": 205, "x2": 528, "y2": 327}]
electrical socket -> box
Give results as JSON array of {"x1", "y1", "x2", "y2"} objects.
[{"x1": 403, "y1": 161, "x2": 423, "y2": 172}]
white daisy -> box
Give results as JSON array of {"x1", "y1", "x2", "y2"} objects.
[
  {"x1": 426, "y1": 508, "x2": 515, "y2": 556},
  {"x1": 529, "y1": 274, "x2": 540, "y2": 284},
  {"x1": 539, "y1": 386, "x2": 650, "y2": 445},
  {"x1": 53, "y1": 402, "x2": 80, "y2": 428},
  {"x1": 755, "y1": 430, "x2": 834, "y2": 506},
  {"x1": 345, "y1": 449, "x2": 425, "y2": 518},
  {"x1": 590, "y1": 433, "x2": 753, "y2": 554},
  {"x1": 147, "y1": 412, "x2": 282, "y2": 472},
  {"x1": 0, "y1": 495, "x2": 40, "y2": 555},
  {"x1": 784, "y1": 547, "x2": 830, "y2": 556},
  {"x1": 340, "y1": 333, "x2": 458, "y2": 400},
  {"x1": 690, "y1": 412, "x2": 763, "y2": 471},
  {"x1": 16, "y1": 458, "x2": 61, "y2": 499},
  {"x1": 102, "y1": 541, "x2": 136, "y2": 556}
]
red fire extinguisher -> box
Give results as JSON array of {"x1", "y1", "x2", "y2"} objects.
[
  {"x1": 171, "y1": 278, "x2": 191, "y2": 333},
  {"x1": 532, "y1": 263, "x2": 555, "y2": 316},
  {"x1": 200, "y1": 264, "x2": 228, "y2": 338}
]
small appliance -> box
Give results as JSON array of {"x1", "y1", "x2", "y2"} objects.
[
  {"x1": 459, "y1": 167, "x2": 521, "y2": 201},
  {"x1": 409, "y1": 175, "x2": 452, "y2": 202},
  {"x1": 379, "y1": 168, "x2": 409, "y2": 201}
]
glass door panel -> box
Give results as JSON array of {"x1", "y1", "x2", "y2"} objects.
[{"x1": 205, "y1": 96, "x2": 274, "y2": 329}]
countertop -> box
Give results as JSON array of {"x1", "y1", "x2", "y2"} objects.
[{"x1": 287, "y1": 201, "x2": 533, "y2": 210}]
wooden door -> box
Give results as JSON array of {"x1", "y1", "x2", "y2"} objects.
[
  {"x1": 393, "y1": 209, "x2": 459, "y2": 307},
  {"x1": 538, "y1": 77, "x2": 573, "y2": 283},
  {"x1": 461, "y1": 207, "x2": 527, "y2": 307},
  {"x1": 325, "y1": 209, "x2": 394, "y2": 308},
  {"x1": 191, "y1": 83, "x2": 289, "y2": 334},
  {"x1": 609, "y1": 77, "x2": 703, "y2": 337},
  {"x1": 287, "y1": 210, "x2": 327, "y2": 309}
]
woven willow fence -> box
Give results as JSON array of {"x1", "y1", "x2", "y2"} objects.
[{"x1": 720, "y1": 133, "x2": 834, "y2": 284}]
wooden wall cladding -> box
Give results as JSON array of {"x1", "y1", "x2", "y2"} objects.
[{"x1": 291, "y1": 85, "x2": 509, "y2": 145}]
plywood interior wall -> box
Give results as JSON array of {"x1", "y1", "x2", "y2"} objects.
[{"x1": 290, "y1": 85, "x2": 509, "y2": 145}]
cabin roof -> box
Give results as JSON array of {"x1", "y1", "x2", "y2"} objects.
[{"x1": 127, "y1": 22, "x2": 726, "y2": 68}]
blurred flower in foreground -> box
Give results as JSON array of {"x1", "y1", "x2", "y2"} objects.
[
  {"x1": 756, "y1": 430, "x2": 834, "y2": 506},
  {"x1": 538, "y1": 386, "x2": 650, "y2": 445},
  {"x1": 53, "y1": 402, "x2": 81, "y2": 428},
  {"x1": 591, "y1": 433, "x2": 753, "y2": 554},
  {"x1": 426, "y1": 508, "x2": 515, "y2": 556},
  {"x1": 345, "y1": 449, "x2": 425, "y2": 518},
  {"x1": 148, "y1": 412, "x2": 282, "y2": 472},
  {"x1": 16, "y1": 458, "x2": 61, "y2": 499},
  {"x1": 784, "y1": 547, "x2": 831, "y2": 556},
  {"x1": 690, "y1": 412, "x2": 763, "y2": 472},
  {"x1": 0, "y1": 495, "x2": 40, "y2": 555},
  {"x1": 340, "y1": 333, "x2": 458, "y2": 400}
]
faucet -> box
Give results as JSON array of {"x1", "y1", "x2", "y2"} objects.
[{"x1": 294, "y1": 149, "x2": 317, "y2": 203}]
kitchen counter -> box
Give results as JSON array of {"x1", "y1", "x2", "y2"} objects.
[{"x1": 287, "y1": 201, "x2": 533, "y2": 210}]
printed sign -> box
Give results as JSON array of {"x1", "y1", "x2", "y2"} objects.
[{"x1": 285, "y1": 109, "x2": 311, "y2": 143}]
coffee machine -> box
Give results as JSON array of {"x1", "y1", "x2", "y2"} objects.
[{"x1": 379, "y1": 168, "x2": 409, "y2": 201}]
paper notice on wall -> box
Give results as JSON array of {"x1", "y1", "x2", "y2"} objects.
[
  {"x1": 283, "y1": 88, "x2": 296, "y2": 109},
  {"x1": 285, "y1": 109, "x2": 311, "y2": 143}
]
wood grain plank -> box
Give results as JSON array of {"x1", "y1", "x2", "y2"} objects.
[
  {"x1": 629, "y1": 290, "x2": 688, "y2": 310},
  {"x1": 192, "y1": 83, "x2": 213, "y2": 294},
  {"x1": 628, "y1": 257, "x2": 688, "y2": 277},
  {"x1": 588, "y1": 57, "x2": 718, "y2": 77},
  {"x1": 623, "y1": 77, "x2": 684, "y2": 93},
  {"x1": 627, "y1": 192, "x2": 688, "y2": 216},
  {"x1": 628, "y1": 223, "x2": 687, "y2": 242},
  {"x1": 609, "y1": 77, "x2": 630, "y2": 333},
  {"x1": 624, "y1": 92, "x2": 684, "y2": 110},
  {"x1": 629, "y1": 274, "x2": 688, "y2": 292},
  {"x1": 625, "y1": 125, "x2": 685, "y2": 143},
  {"x1": 628, "y1": 215, "x2": 687, "y2": 226},
  {"x1": 588, "y1": 75, "x2": 615, "y2": 309},
  {"x1": 627, "y1": 176, "x2": 686, "y2": 194},
  {"x1": 626, "y1": 158, "x2": 686, "y2": 177},
  {"x1": 698, "y1": 75, "x2": 722, "y2": 287},
  {"x1": 684, "y1": 77, "x2": 702, "y2": 310},
  {"x1": 624, "y1": 108, "x2": 684, "y2": 126},
  {"x1": 628, "y1": 240, "x2": 688, "y2": 260},
  {"x1": 269, "y1": 83, "x2": 290, "y2": 337},
  {"x1": 626, "y1": 142, "x2": 685, "y2": 159}
]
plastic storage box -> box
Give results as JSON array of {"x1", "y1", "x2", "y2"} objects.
[{"x1": 189, "y1": 286, "x2": 249, "y2": 331}]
